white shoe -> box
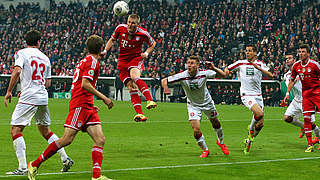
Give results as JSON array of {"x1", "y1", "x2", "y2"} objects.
[
  {"x1": 6, "y1": 168, "x2": 28, "y2": 175},
  {"x1": 61, "y1": 157, "x2": 74, "y2": 172}
]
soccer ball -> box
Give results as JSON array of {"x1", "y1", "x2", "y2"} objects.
[{"x1": 113, "y1": 1, "x2": 129, "y2": 17}]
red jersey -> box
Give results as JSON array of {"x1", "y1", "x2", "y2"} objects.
[
  {"x1": 69, "y1": 55, "x2": 99, "y2": 110},
  {"x1": 111, "y1": 24, "x2": 154, "y2": 61},
  {"x1": 291, "y1": 59, "x2": 320, "y2": 98}
]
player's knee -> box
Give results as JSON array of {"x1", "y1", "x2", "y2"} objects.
[
  {"x1": 254, "y1": 113, "x2": 264, "y2": 121},
  {"x1": 96, "y1": 135, "x2": 106, "y2": 147},
  {"x1": 283, "y1": 116, "x2": 293, "y2": 123}
]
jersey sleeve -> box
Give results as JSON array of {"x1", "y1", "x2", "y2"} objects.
[
  {"x1": 227, "y1": 61, "x2": 240, "y2": 72},
  {"x1": 46, "y1": 61, "x2": 52, "y2": 79},
  {"x1": 167, "y1": 72, "x2": 185, "y2": 85},
  {"x1": 206, "y1": 70, "x2": 216, "y2": 78},
  {"x1": 143, "y1": 31, "x2": 154, "y2": 46},
  {"x1": 111, "y1": 25, "x2": 121, "y2": 40},
  {"x1": 82, "y1": 59, "x2": 98, "y2": 81},
  {"x1": 14, "y1": 51, "x2": 24, "y2": 69}
]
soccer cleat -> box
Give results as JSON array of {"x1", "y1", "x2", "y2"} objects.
[
  {"x1": 27, "y1": 161, "x2": 38, "y2": 180},
  {"x1": 299, "y1": 129, "x2": 305, "y2": 138},
  {"x1": 92, "y1": 175, "x2": 113, "y2": 180},
  {"x1": 247, "y1": 126, "x2": 255, "y2": 142},
  {"x1": 134, "y1": 114, "x2": 148, "y2": 122},
  {"x1": 305, "y1": 145, "x2": 314, "y2": 152},
  {"x1": 5, "y1": 168, "x2": 28, "y2": 175},
  {"x1": 243, "y1": 138, "x2": 252, "y2": 155},
  {"x1": 216, "y1": 139, "x2": 230, "y2": 155},
  {"x1": 200, "y1": 150, "x2": 210, "y2": 158},
  {"x1": 146, "y1": 100, "x2": 157, "y2": 109},
  {"x1": 312, "y1": 137, "x2": 320, "y2": 150},
  {"x1": 61, "y1": 157, "x2": 74, "y2": 172}
]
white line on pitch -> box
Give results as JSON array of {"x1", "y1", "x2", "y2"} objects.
[
  {"x1": 1, "y1": 156, "x2": 319, "y2": 178},
  {"x1": 0, "y1": 119, "x2": 282, "y2": 125}
]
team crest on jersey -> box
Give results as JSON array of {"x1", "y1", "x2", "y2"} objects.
[
  {"x1": 88, "y1": 70, "x2": 94, "y2": 76},
  {"x1": 190, "y1": 112, "x2": 195, "y2": 117},
  {"x1": 122, "y1": 34, "x2": 126, "y2": 37},
  {"x1": 136, "y1": 36, "x2": 140, "y2": 41},
  {"x1": 308, "y1": 68, "x2": 311, "y2": 72},
  {"x1": 77, "y1": 122, "x2": 82, "y2": 128},
  {"x1": 302, "y1": 68, "x2": 305, "y2": 72}
]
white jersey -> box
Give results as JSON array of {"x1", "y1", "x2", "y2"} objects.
[
  {"x1": 284, "y1": 70, "x2": 302, "y2": 103},
  {"x1": 167, "y1": 69, "x2": 216, "y2": 106},
  {"x1": 14, "y1": 48, "x2": 51, "y2": 105},
  {"x1": 228, "y1": 59, "x2": 269, "y2": 96}
]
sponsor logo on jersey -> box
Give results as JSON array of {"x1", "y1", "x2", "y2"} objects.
[
  {"x1": 88, "y1": 70, "x2": 94, "y2": 76},
  {"x1": 136, "y1": 36, "x2": 140, "y2": 41},
  {"x1": 302, "y1": 68, "x2": 305, "y2": 72}
]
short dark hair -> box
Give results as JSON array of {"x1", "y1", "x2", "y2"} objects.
[
  {"x1": 188, "y1": 55, "x2": 200, "y2": 63},
  {"x1": 299, "y1": 44, "x2": 310, "y2": 53},
  {"x1": 285, "y1": 49, "x2": 296, "y2": 56},
  {"x1": 86, "y1": 35, "x2": 104, "y2": 54},
  {"x1": 25, "y1": 30, "x2": 41, "y2": 46},
  {"x1": 246, "y1": 44, "x2": 257, "y2": 52}
]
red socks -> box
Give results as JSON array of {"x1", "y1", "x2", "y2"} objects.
[
  {"x1": 129, "y1": 90, "x2": 143, "y2": 114},
  {"x1": 304, "y1": 113, "x2": 313, "y2": 146},
  {"x1": 32, "y1": 141, "x2": 60, "y2": 168},
  {"x1": 92, "y1": 146, "x2": 103, "y2": 178},
  {"x1": 134, "y1": 78, "x2": 153, "y2": 101}
]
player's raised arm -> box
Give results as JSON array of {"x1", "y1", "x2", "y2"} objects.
[
  {"x1": 205, "y1": 61, "x2": 226, "y2": 78},
  {"x1": 4, "y1": 66, "x2": 21, "y2": 107},
  {"x1": 252, "y1": 62, "x2": 273, "y2": 78},
  {"x1": 103, "y1": 38, "x2": 116, "y2": 53},
  {"x1": 161, "y1": 78, "x2": 171, "y2": 95}
]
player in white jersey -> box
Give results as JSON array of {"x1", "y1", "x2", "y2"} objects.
[
  {"x1": 225, "y1": 44, "x2": 273, "y2": 154},
  {"x1": 162, "y1": 56, "x2": 229, "y2": 158},
  {"x1": 283, "y1": 51, "x2": 320, "y2": 146},
  {"x1": 4, "y1": 30, "x2": 73, "y2": 175}
]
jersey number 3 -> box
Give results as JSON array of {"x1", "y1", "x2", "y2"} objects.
[{"x1": 31, "y1": 60, "x2": 45, "y2": 81}]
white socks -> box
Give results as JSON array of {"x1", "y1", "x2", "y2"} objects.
[
  {"x1": 13, "y1": 136, "x2": 27, "y2": 170},
  {"x1": 290, "y1": 117, "x2": 304, "y2": 129},
  {"x1": 47, "y1": 133, "x2": 68, "y2": 161},
  {"x1": 197, "y1": 135, "x2": 208, "y2": 151},
  {"x1": 214, "y1": 127, "x2": 224, "y2": 144}
]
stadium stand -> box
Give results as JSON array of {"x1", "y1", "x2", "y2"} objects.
[{"x1": 0, "y1": 0, "x2": 319, "y2": 106}]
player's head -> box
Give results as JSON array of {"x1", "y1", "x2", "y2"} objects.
[
  {"x1": 245, "y1": 44, "x2": 257, "y2": 61},
  {"x1": 25, "y1": 30, "x2": 41, "y2": 47},
  {"x1": 86, "y1": 35, "x2": 104, "y2": 55},
  {"x1": 298, "y1": 44, "x2": 310, "y2": 61},
  {"x1": 285, "y1": 50, "x2": 296, "y2": 67},
  {"x1": 187, "y1": 55, "x2": 200, "y2": 76},
  {"x1": 127, "y1": 14, "x2": 140, "y2": 34}
]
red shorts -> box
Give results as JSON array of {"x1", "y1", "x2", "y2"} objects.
[
  {"x1": 64, "y1": 107, "x2": 100, "y2": 131},
  {"x1": 302, "y1": 96, "x2": 320, "y2": 114},
  {"x1": 117, "y1": 56, "x2": 144, "y2": 83}
]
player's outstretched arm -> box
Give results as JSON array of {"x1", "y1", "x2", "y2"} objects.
[
  {"x1": 81, "y1": 78, "x2": 114, "y2": 109},
  {"x1": 224, "y1": 67, "x2": 231, "y2": 76},
  {"x1": 283, "y1": 79, "x2": 294, "y2": 102},
  {"x1": 141, "y1": 41, "x2": 156, "y2": 59},
  {"x1": 161, "y1": 78, "x2": 171, "y2": 95},
  {"x1": 204, "y1": 61, "x2": 226, "y2": 78},
  {"x1": 252, "y1": 63, "x2": 273, "y2": 78},
  {"x1": 4, "y1": 66, "x2": 21, "y2": 107}
]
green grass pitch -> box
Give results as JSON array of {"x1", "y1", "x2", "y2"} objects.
[{"x1": 0, "y1": 97, "x2": 319, "y2": 179}]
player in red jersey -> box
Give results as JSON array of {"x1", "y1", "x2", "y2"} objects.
[
  {"x1": 27, "y1": 35, "x2": 114, "y2": 180},
  {"x1": 103, "y1": 14, "x2": 157, "y2": 122},
  {"x1": 284, "y1": 44, "x2": 320, "y2": 152}
]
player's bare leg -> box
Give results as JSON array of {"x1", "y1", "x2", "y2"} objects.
[
  {"x1": 190, "y1": 120, "x2": 209, "y2": 158},
  {"x1": 87, "y1": 125, "x2": 113, "y2": 180},
  {"x1": 130, "y1": 68, "x2": 157, "y2": 109},
  {"x1": 7, "y1": 125, "x2": 28, "y2": 175},
  {"x1": 210, "y1": 117, "x2": 229, "y2": 155}
]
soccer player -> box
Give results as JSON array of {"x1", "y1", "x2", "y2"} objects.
[
  {"x1": 162, "y1": 56, "x2": 230, "y2": 158},
  {"x1": 4, "y1": 30, "x2": 73, "y2": 175},
  {"x1": 224, "y1": 44, "x2": 273, "y2": 154},
  {"x1": 283, "y1": 51, "x2": 320, "y2": 142},
  {"x1": 103, "y1": 14, "x2": 157, "y2": 122},
  {"x1": 284, "y1": 44, "x2": 320, "y2": 152},
  {"x1": 27, "y1": 35, "x2": 114, "y2": 180}
]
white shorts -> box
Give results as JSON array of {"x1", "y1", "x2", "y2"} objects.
[
  {"x1": 285, "y1": 100, "x2": 315, "y2": 123},
  {"x1": 241, "y1": 95, "x2": 264, "y2": 110},
  {"x1": 187, "y1": 101, "x2": 218, "y2": 121},
  {"x1": 11, "y1": 103, "x2": 51, "y2": 126}
]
